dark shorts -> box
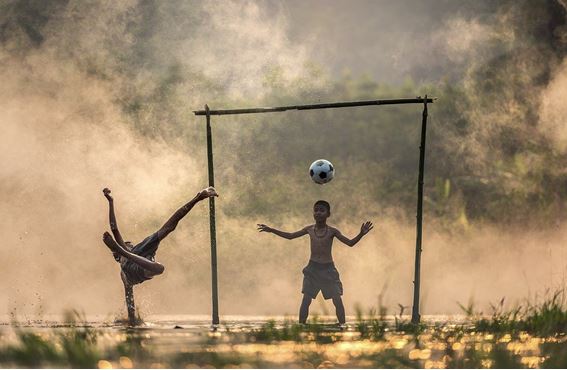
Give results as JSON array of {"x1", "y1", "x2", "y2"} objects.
[
  {"x1": 122, "y1": 232, "x2": 161, "y2": 286},
  {"x1": 302, "y1": 260, "x2": 343, "y2": 300}
]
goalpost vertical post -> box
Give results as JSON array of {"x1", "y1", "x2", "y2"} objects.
[
  {"x1": 205, "y1": 104, "x2": 220, "y2": 326},
  {"x1": 412, "y1": 95, "x2": 428, "y2": 324}
]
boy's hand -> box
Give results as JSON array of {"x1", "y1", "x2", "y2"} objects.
[
  {"x1": 103, "y1": 188, "x2": 113, "y2": 202},
  {"x1": 257, "y1": 224, "x2": 273, "y2": 233},
  {"x1": 360, "y1": 221, "x2": 373, "y2": 236}
]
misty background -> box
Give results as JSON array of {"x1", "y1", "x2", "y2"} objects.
[{"x1": 1, "y1": 0, "x2": 567, "y2": 320}]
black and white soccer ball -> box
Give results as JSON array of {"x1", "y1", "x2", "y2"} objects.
[{"x1": 309, "y1": 159, "x2": 335, "y2": 184}]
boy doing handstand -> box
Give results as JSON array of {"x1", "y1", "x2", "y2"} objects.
[
  {"x1": 102, "y1": 186, "x2": 218, "y2": 325},
  {"x1": 257, "y1": 200, "x2": 373, "y2": 324}
]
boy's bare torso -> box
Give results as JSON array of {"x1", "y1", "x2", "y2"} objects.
[{"x1": 305, "y1": 224, "x2": 336, "y2": 264}]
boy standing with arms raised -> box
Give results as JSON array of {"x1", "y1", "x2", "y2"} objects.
[{"x1": 257, "y1": 200, "x2": 373, "y2": 325}]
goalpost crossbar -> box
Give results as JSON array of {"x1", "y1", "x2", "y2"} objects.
[{"x1": 194, "y1": 97, "x2": 435, "y2": 116}]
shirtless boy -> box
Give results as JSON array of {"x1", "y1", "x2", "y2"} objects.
[
  {"x1": 257, "y1": 200, "x2": 373, "y2": 324},
  {"x1": 102, "y1": 186, "x2": 218, "y2": 325}
]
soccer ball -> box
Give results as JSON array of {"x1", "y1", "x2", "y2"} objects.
[{"x1": 309, "y1": 159, "x2": 335, "y2": 184}]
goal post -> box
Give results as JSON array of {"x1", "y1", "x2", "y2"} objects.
[{"x1": 194, "y1": 96, "x2": 434, "y2": 326}]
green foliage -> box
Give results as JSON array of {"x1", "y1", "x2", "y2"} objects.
[
  {"x1": 459, "y1": 290, "x2": 567, "y2": 337},
  {"x1": 247, "y1": 317, "x2": 341, "y2": 343},
  {"x1": 355, "y1": 304, "x2": 387, "y2": 340},
  {"x1": 0, "y1": 332, "x2": 60, "y2": 367},
  {"x1": 0, "y1": 310, "x2": 99, "y2": 368},
  {"x1": 247, "y1": 319, "x2": 303, "y2": 342},
  {"x1": 523, "y1": 290, "x2": 567, "y2": 336}
]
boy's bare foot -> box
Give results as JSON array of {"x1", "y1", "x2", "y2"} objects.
[
  {"x1": 103, "y1": 188, "x2": 113, "y2": 201},
  {"x1": 198, "y1": 186, "x2": 218, "y2": 200},
  {"x1": 103, "y1": 231, "x2": 123, "y2": 255}
]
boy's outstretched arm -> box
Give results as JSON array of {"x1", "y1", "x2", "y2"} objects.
[
  {"x1": 103, "y1": 188, "x2": 126, "y2": 248},
  {"x1": 257, "y1": 224, "x2": 308, "y2": 240},
  {"x1": 334, "y1": 221, "x2": 373, "y2": 247}
]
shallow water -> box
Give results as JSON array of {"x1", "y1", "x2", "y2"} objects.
[
  {"x1": 0, "y1": 314, "x2": 463, "y2": 327},
  {"x1": 0, "y1": 315, "x2": 562, "y2": 368}
]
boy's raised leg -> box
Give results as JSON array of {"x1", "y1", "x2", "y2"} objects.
[
  {"x1": 332, "y1": 296, "x2": 346, "y2": 324},
  {"x1": 299, "y1": 294, "x2": 312, "y2": 324},
  {"x1": 156, "y1": 187, "x2": 218, "y2": 241}
]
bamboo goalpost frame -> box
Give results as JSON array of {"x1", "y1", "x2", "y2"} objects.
[
  {"x1": 194, "y1": 97, "x2": 434, "y2": 116},
  {"x1": 194, "y1": 96, "x2": 435, "y2": 326}
]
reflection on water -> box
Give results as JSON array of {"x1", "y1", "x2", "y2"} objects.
[
  {"x1": 0, "y1": 314, "x2": 463, "y2": 328},
  {"x1": 0, "y1": 315, "x2": 564, "y2": 368}
]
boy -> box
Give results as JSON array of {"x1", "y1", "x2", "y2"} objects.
[
  {"x1": 257, "y1": 200, "x2": 373, "y2": 325},
  {"x1": 102, "y1": 186, "x2": 218, "y2": 325}
]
